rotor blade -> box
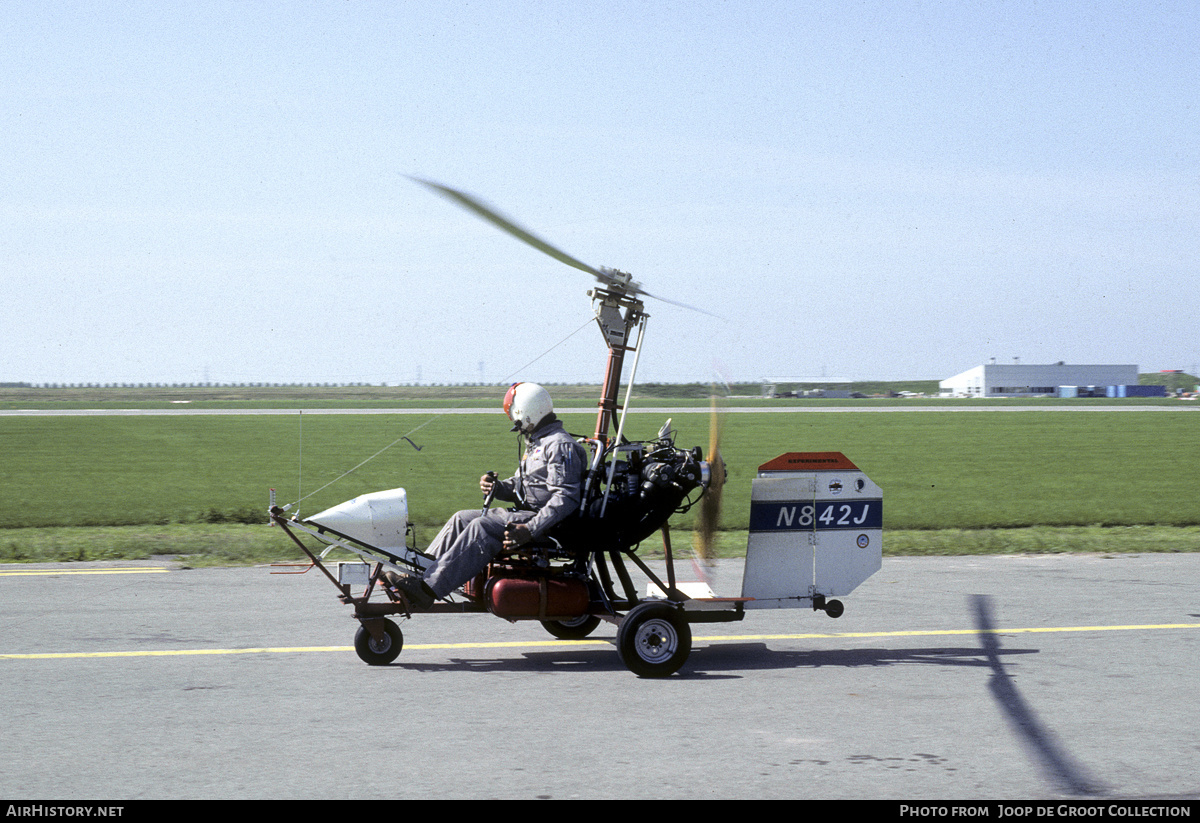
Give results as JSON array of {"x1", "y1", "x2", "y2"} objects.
[
  {"x1": 410, "y1": 177, "x2": 615, "y2": 286},
  {"x1": 636, "y1": 286, "x2": 722, "y2": 318},
  {"x1": 412, "y1": 176, "x2": 723, "y2": 318}
]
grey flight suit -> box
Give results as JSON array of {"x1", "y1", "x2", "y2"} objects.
[{"x1": 420, "y1": 417, "x2": 587, "y2": 599}]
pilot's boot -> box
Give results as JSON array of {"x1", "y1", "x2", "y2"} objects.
[{"x1": 391, "y1": 574, "x2": 435, "y2": 611}]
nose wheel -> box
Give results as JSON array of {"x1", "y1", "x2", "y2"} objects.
[
  {"x1": 354, "y1": 618, "x2": 404, "y2": 665},
  {"x1": 617, "y1": 601, "x2": 692, "y2": 678}
]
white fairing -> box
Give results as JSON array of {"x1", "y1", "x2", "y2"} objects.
[{"x1": 304, "y1": 488, "x2": 410, "y2": 553}]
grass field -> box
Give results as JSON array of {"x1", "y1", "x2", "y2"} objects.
[
  {"x1": 3, "y1": 523, "x2": 1198, "y2": 568},
  {"x1": 2, "y1": 402, "x2": 1199, "y2": 563}
]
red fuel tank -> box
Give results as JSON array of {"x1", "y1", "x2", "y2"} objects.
[{"x1": 485, "y1": 575, "x2": 590, "y2": 620}]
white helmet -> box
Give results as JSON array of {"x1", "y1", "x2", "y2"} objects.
[{"x1": 503, "y1": 382, "x2": 554, "y2": 433}]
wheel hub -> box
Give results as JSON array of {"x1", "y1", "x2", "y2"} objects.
[{"x1": 634, "y1": 620, "x2": 677, "y2": 662}]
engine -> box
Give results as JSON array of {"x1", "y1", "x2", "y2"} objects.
[{"x1": 577, "y1": 433, "x2": 711, "y2": 550}]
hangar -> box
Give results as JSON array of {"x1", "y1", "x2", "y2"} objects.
[{"x1": 939, "y1": 362, "x2": 1139, "y2": 398}]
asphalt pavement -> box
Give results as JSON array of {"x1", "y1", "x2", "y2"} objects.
[{"x1": 1, "y1": 553, "x2": 1197, "y2": 800}]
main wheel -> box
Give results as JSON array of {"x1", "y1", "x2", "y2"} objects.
[
  {"x1": 354, "y1": 619, "x2": 403, "y2": 665},
  {"x1": 617, "y1": 602, "x2": 691, "y2": 678},
  {"x1": 541, "y1": 614, "x2": 602, "y2": 640}
]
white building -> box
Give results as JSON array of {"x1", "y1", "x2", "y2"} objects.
[{"x1": 939, "y1": 362, "x2": 1139, "y2": 397}]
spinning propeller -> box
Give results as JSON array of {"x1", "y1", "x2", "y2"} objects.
[{"x1": 692, "y1": 390, "x2": 726, "y2": 564}]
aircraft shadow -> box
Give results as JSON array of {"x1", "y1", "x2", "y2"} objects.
[{"x1": 384, "y1": 639, "x2": 1033, "y2": 677}]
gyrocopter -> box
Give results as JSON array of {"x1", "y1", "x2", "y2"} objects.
[{"x1": 268, "y1": 179, "x2": 882, "y2": 677}]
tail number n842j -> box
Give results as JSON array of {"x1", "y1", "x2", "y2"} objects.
[{"x1": 749, "y1": 500, "x2": 883, "y2": 532}]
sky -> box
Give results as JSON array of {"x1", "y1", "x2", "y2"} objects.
[{"x1": 3, "y1": 1, "x2": 1197, "y2": 387}]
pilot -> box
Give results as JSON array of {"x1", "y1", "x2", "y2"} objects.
[{"x1": 391, "y1": 382, "x2": 587, "y2": 610}]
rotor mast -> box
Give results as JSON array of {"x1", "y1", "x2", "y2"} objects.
[{"x1": 590, "y1": 272, "x2": 646, "y2": 444}]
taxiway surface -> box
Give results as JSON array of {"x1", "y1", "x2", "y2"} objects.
[{"x1": 1, "y1": 554, "x2": 1197, "y2": 800}]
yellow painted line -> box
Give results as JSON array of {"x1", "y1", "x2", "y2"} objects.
[
  {"x1": 0, "y1": 642, "x2": 598, "y2": 660},
  {"x1": 3, "y1": 622, "x2": 1198, "y2": 661},
  {"x1": 0, "y1": 567, "x2": 169, "y2": 577},
  {"x1": 689, "y1": 623, "x2": 1200, "y2": 642},
  {"x1": 1, "y1": 647, "x2": 354, "y2": 659}
]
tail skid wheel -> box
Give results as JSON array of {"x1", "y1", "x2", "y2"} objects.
[
  {"x1": 617, "y1": 602, "x2": 691, "y2": 678},
  {"x1": 354, "y1": 619, "x2": 403, "y2": 665}
]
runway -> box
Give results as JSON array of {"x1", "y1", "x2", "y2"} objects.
[
  {"x1": 1, "y1": 554, "x2": 1197, "y2": 800},
  {"x1": 1, "y1": 404, "x2": 1196, "y2": 416}
]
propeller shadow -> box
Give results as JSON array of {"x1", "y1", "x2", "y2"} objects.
[{"x1": 972, "y1": 593, "x2": 1108, "y2": 797}]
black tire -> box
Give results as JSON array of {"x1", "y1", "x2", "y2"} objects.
[
  {"x1": 541, "y1": 614, "x2": 602, "y2": 640},
  {"x1": 354, "y1": 619, "x2": 403, "y2": 665},
  {"x1": 824, "y1": 599, "x2": 845, "y2": 618},
  {"x1": 617, "y1": 601, "x2": 691, "y2": 678}
]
